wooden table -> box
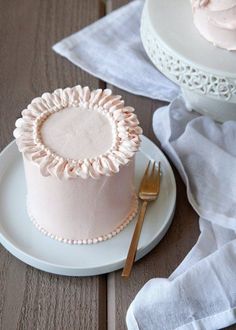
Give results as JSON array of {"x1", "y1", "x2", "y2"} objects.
[{"x1": 0, "y1": 1, "x2": 234, "y2": 329}]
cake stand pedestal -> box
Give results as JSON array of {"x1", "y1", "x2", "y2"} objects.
[{"x1": 141, "y1": 0, "x2": 236, "y2": 122}]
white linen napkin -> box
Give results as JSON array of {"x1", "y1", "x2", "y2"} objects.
[
  {"x1": 53, "y1": 2, "x2": 236, "y2": 329},
  {"x1": 53, "y1": 0, "x2": 179, "y2": 102},
  {"x1": 126, "y1": 97, "x2": 236, "y2": 330}
]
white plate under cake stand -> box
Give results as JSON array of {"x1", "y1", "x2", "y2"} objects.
[
  {"x1": 141, "y1": 0, "x2": 236, "y2": 122},
  {"x1": 0, "y1": 136, "x2": 176, "y2": 276}
]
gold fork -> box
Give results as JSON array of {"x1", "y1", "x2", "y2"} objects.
[{"x1": 121, "y1": 161, "x2": 161, "y2": 278}]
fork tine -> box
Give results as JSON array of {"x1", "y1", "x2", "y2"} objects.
[
  {"x1": 144, "y1": 160, "x2": 151, "y2": 177},
  {"x1": 155, "y1": 161, "x2": 161, "y2": 193},
  {"x1": 151, "y1": 161, "x2": 156, "y2": 179},
  {"x1": 139, "y1": 160, "x2": 151, "y2": 190},
  {"x1": 149, "y1": 161, "x2": 160, "y2": 191}
]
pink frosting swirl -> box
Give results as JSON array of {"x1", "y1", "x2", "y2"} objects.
[
  {"x1": 191, "y1": 0, "x2": 236, "y2": 50},
  {"x1": 13, "y1": 86, "x2": 142, "y2": 179},
  {"x1": 192, "y1": 0, "x2": 210, "y2": 9}
]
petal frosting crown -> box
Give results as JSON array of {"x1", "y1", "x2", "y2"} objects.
[{"x1": 13, "y1": 85, "x2": 142, "y2": 179}]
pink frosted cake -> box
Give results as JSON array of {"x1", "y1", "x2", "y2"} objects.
[
  {"x1": 13, "y1": 86, "x2": 142, "y2": 244},
  {"x1": 191, "y1": 0, "x2": 236, "y2": 50}
]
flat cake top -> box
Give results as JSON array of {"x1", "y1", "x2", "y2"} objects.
[
  {"x1": 14, "y1": 86, "x2": 142, "y2": 179},
  {"x1": 41, "y1": 106, "x2": 114, "y2": 160}
]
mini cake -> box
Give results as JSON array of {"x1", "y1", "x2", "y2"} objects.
[
  {"x1": 13, "y1": 86, "x2": 142, "y2": 244},
  {"x1": 191, "y1": 0, "x2": 236, "y2": 50}
]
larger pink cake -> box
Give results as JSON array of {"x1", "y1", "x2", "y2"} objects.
[
  {"x1": 191, "y1": 0, "x2": 236, "y2": 50},
  {"x1": 13, "y1": 86, "x2": 142, "y2": 244}
]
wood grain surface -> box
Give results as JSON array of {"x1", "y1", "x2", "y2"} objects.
[
  {"x1": 0, "y1": 1, "x2": 107, "y2": 330},
  {"x1": 0, "y1": 1, "x2": 234, "y2": 330}
]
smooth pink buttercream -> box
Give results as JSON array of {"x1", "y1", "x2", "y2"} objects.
[
  {"x1": 24, "y1": 156, "x2": 137, "y2": 242},
  {"x1": 14, "y1": 86, "x2": 142, "y2": 243},
  {"x1": 41, "y1": 106, "x2": 114, "y2": 160},
  {"x1": 191, "y1": 0, "x2": 236, "y2": 50}
]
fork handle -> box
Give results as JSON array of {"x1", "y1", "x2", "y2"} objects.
[{"x1": 121, "y1": 200, "x2": 148, "y2": 278}]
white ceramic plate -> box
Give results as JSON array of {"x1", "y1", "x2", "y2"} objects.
[{"x1": 0, "y1": 136, "x2": 176, "y2": 276}]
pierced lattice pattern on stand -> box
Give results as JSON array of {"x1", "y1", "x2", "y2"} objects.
[{"x1": 141, "y1": 14, "x2": 236, "y2": 102}]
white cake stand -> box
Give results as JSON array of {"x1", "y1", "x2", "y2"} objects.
[{"x1": 141, "y1": 0, "x2": 236, "y2": 122}]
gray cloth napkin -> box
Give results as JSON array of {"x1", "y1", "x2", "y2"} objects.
[
  {"x1": 53, "y1": 0, "x2": 179, "y2": 102},
  {"x1": 127, "y1": 97, "x2": 236, "y2": 330}
]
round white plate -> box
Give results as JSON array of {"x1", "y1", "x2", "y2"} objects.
[{"x1": 0, "y1": 136, "x2": 176, "y2": 276}]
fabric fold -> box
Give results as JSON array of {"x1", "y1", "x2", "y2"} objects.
[
  {"x1": 153, "y1": 97, "x2": 236, "y2": 231},
  {"x1": 53, "y1": 0, "x2": 179, "y2": 102},
  {"x1": 127, "y1": 98, "x2": 236, "y2": 329},
  {"x1": 127, "y1": 236, "x2": 236, "y2": 330}
]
